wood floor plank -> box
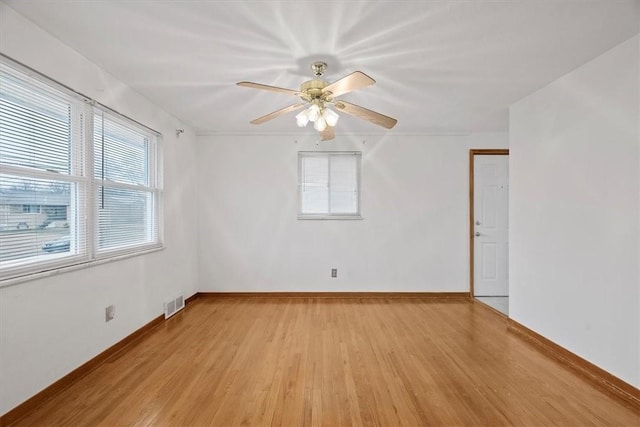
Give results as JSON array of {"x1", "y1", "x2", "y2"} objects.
[{"x1": 7, "y1": 296, "x2": 640, "y2": 426}]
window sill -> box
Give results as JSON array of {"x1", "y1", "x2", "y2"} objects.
[
  {"x1": 297, "y1": 215, "x2": 363, "y2": 220},
  {"x1": 0, "y1": 245, "x2": 166, "y2": 288}
]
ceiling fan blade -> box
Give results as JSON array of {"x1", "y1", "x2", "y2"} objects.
[
  {"x1": 320, "y1": 126, "x2": 335, "y2": 141},
  {"x1": 322, "y1": 71, "x2": 375, "y2": 98},
  {"x1": 250, "y1": 103, "x2": 306, "y2": 125},
  {"x1": 237, "y1": 81, "x2": 300, "y2": 96},
  {"x1": 334, "y1": 101, "x2": 397, "y2": 129}
]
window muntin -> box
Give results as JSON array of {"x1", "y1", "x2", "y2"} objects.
[
  {"x1": 0, "y1": 58, "x2": 162, "y2": 282},
  {"x1": 298, "y1": 152, "x2": 361, "y2": 219}
]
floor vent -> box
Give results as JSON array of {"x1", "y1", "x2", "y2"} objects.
[{"x1": 164, "y1": 294, "x2": 185, "y2": 319}]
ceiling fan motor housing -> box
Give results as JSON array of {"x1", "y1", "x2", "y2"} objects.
[{"x1": 299, "y1": 79, "x2": 330, "y2": 103}]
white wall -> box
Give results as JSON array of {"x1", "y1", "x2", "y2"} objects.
[
  {"x1": 0, "y1": 3, "x2": 199, "y2": 415},
  {"x1": 509, "y1": 35, "x2": 640, "y2": 388},
  {"x1": 197, "y1": 132, "x2": 507, "y2": 292}
]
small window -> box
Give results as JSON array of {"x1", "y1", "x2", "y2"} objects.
[{"x1": 298, "y1": 152, "x2": 361, "y2": 219}]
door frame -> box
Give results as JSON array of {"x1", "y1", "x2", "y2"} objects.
[{"x1": 469, "y1": 149, "x2": 509, "y2": 297}]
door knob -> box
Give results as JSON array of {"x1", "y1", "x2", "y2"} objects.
[
  {"x1": 475, "y1": 232, "x2": 481, "y2": 237},
  {"x1": 475, "y1": 221, "x2": 481, "y2": 225}
]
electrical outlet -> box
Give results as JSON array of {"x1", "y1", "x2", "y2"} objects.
[
  {"x1": 105, "y1": 305, "x2": 115, "y2": 322},
  {"x1": 331, "y1": 268, "x2": 337, "y2": 278}
]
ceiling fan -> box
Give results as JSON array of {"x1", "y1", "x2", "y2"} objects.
[{"x1": 237, "y1": 62, "x2": 397, "y2": 141}]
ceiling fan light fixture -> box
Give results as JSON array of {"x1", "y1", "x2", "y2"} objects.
[
  {"x1": 322, "y1": 108, "x2": 339, "y2": 127},
  {"x1": 306, "y1": 104, "x2": 321, "y2": 122},
  {"x1": 314, "y1": 116, "x2": 327, "y2": 132},
  {"x1": 295, "y1": 110, "x2": 309, "y2": 127}
]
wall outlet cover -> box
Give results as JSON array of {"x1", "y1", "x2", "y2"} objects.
[{"x1": 105, "y1": 305, "x2": 115, "y2": 322}]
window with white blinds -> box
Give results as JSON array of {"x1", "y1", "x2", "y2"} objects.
[
  {"x1": 93, "y1": 110, "x2": 159, "y2": 255},
  {"x1": 0, "y1": 58, "x2": 162, "y2": 282},
  {"x1": 298, "y1": 152, "x2": 361, "y2": 219}
]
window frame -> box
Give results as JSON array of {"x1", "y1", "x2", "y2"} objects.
[
  {"x1": 91, "y1": 107, "x2": 162, "y2": 259},
  {"x1": 297, "y1": 151, "x2": 362, "y2": 220},
  {"x1": 0, "y1": 55, "x2": 163, "y2": 285}
]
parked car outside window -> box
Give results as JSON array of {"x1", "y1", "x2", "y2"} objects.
[{"x1": 42, "y1": 235, "x2": 70, "y2": 253}]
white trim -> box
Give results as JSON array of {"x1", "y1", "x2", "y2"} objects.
[
  {"x1": 94, "y1": 179, "x2": 156, "y2": 193},
  {"x1": 93, "y1": 241, "x2": 164, "y2": 261},
  {"x1": 298, "y1": 214, "x2": 363, "y2": 220},
  {"x1": 298, "y1": 151, "x2": 361, "y2": 156},
  {"x1": 156, "y1": 136, "x2": 165, "y2": 246},
  {"x1": 84, "y1": 99, "x2": 96, "y2": 261},
  {"x1": 0, "y1": 164, "x2": 89, "y2": 183}
]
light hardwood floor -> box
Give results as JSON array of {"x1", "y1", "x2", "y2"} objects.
[{"x1": 9, "y1": 296, "x2": 640, "y2": 426}]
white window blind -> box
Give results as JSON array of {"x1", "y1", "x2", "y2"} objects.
[
  {"x1": 0, "y1": 57, "x2": 162, "y2": 282},
  {"x1": 0, "y1": 63, "x2": 88, "y2": 276},
  {"x1": 0, "y1": 70, "x2": 74, "y2": 173},
  {"x1": 298, "y1": 152, "x2": 361, "y2": 219},
  {"x1": 93, "y1": 110, "x2": 159, "y2": 255}
]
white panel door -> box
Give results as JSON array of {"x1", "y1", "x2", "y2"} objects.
[{"x1": 474, "y1": 155, "x2": 509, "y2": 296}]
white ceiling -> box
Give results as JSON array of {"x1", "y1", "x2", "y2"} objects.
[{"x1": 4, "y1": 0, "x2": 639, "y2": 135}]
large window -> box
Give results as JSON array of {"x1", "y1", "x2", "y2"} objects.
[
  {"x1": 298, "y1": 151, "x2": 361, "y2": 219},
  {"x1": 0, "y1": 58, "x2": 162, "y2": 282}
]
